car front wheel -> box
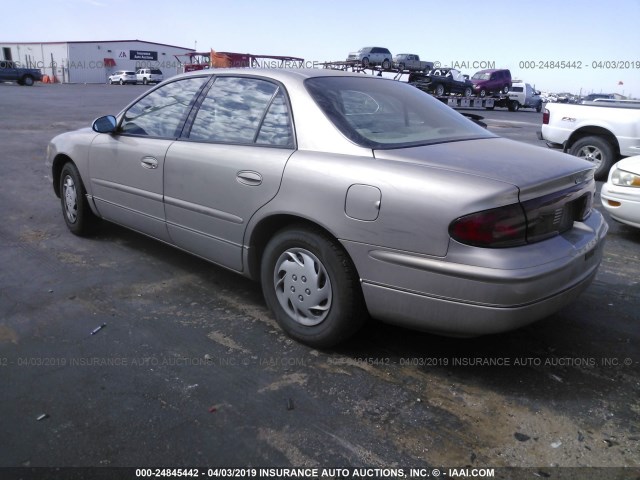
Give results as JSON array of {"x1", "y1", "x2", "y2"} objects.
[
  {"x1": 382, "y1": 59, "x2": 391, "y2": 70},
  {"x1": 463, "y1": 87, "x2": 472, "y2": 97},
  {"x1": 119, "y1": 79, "x2": 124, "y2": 85},
  {"x1": 59, "y1": 163, "x2": 98, "y2": 236},
  {"x1": 569, "y1": 136, "x2": 615, "y2": 180},
  {"x1": 261, "y1": 227, "x2": 365, "y2": 348},
  {"x1": 434, "y1": 84, "x2": 445, "y2": 96},
  {"x1": 362, "y1": 57, "x2": 370, "y2": 68},
  {"x1": 143, "y1": 78, "x2": 148, "y2": 85}
]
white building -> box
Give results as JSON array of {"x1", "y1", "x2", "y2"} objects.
[{"x1": 0, "y1": 40, "x2": 194, "y2": 83}]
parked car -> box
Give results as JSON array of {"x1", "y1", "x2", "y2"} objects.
[
  {"x1": 108, "y1": 70, "x2": 137, "y2": 85},
  {"x1": 580, "y1": 93, "x2": 614, "y2": 104},
  {"x1": 507, "y1": 82, "x2": 543, "y2": 112},
  {"x1": 346, "y1": 47, "x2": 393, "y2": 69},
  {"x1": 470, "y1": 69, "x2": 512, "y2": 97},
  {"x1": 0, "y1": 60, "x2": 42, "y2": 86},
  {"x1": 47, "y1": 69, "x2": 607, "y2": 347},
  {"x1": 136, "y1": 68, "x2": 163, "y2": 84},
  {"x1": 539, "y1": 100, "x2": 640, "y2": 179},
  {"x1": 410, "y1": 68, "x2": 474, "y2": 97},
  {"x1": 393, "y1": 54, "x2": 433, "y2": 72},
  {"x1": 600, "y1": 156, "x2": 640, "y2": 228}
]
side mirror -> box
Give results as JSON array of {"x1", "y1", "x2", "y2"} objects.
[{"x1": 92, "y1": 115, "x2": 117, "y2": 133}]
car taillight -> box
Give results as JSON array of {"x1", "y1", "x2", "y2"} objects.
[
  {"x1": 449, "y1": 204, "x2": 527, "y2": 248},
  {"x1": 542, "y1": 108, "x2": 550, "y2": 124},
  {"x1": 450, "y1": 183, "x2": 594, "y2": 248}
]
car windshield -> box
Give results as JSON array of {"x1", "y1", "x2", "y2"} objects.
[
  {"x1": 305, "y1": 76, "x2": 493, "y2": 149},
  {"x1": 472, "y1": 72, "x2": 490, "y2": 80}
]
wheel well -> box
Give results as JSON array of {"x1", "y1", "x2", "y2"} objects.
[
  {"x1": 51, "y1": 154, "x2": 73, "y2": 198},
  {"x1": 567, "y1": 127, "x2": 619, "y2": 156},
  {"x1": 245, "y1": 215, "x2": 342, "y2": 281}
]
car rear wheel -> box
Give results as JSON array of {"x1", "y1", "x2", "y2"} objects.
[
  {"x1": 382, "y1": 59, "x2": 391, "y2": 70},
  {"x1": 22, "y1": 75, "x2": 34, "y2": 86},
  {"x1": 502, "y1": 85, "x2": 509, "y2": 94},
  {"x1": 59, "y1": 163, "x2": 98, "y2": 236},
  {"x1": 434, "y1": 84, "x2": 445, "y2": 96},
  {"x1": 119, "y1": 79, "x2": 124, "y2": 85},
  {"x1": 463, "y1": 87, "x2": 472, "y2": 98},
  {"x1": 398, "y1": 63, "x2": 406, "y2": 71},
  {"x1": 479, "y1": 89, "x2": 487, "y2": 98},
  {"x1": 508, "y1": 100, "x2": 520, "y2": 112},
  {"x1": 142, "y1": 77, "x2": 148, "y2": 85},
  {"x1": 261, "y1": 226, "x2": 365, "y2": 348},
  {"x1": 569, "y1": 136, "x2": 615, "y2": 180},
  {"x1": 362, "y1": 57, "x2": 370, "y2": 68}
]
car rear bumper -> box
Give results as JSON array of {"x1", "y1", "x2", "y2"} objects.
[{"x1": 342, "y1": 210, "x2": 608, "y2": 337}]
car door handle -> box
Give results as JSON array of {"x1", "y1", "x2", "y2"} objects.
[
  {"x1": 141, "y1": 156, "x2": 158, "y2": 169},
  {"x1": 236, "y1": 170, "x2": 262, "y2": 186}
]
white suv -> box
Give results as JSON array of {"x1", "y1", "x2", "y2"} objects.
[
  {"x1": 136, "y1": 68, "x2": 164, "y2": 85},
  {"x1": 108, "y1": 71, "x2": 137, "y2": 85},
  {"x1": 346, "y1": 47, "x2": 393, "y2": 69}
]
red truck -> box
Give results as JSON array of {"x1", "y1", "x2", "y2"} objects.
[{"x1": 176, "y1": 50, "x2": 304, "y2": 73}]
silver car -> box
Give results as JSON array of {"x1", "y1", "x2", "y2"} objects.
[{"x1": 47, "y1": 69, "x2": 608, "y2": 347}]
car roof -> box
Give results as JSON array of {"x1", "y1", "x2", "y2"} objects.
[{"x1": 177, "y1": 68, "x2": 383, "y2": 84}]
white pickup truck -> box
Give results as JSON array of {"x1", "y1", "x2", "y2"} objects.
[{"x1": 538, "y1": 101, "x2": 640, "y2": 179}]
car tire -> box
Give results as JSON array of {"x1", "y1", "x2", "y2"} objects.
[
  {"x1": 362, "y1": 57, "x2": 370, "y2": 68},
  {"x1": 22, "y1": 75, "x2": 34, "y2": 86},
  {"x1": 463, "y1": 87, "x2": 472, "y2": 98},
  {"x1": 536, "y1": 103, "x2": 542, "y2": 113},
  {"x1": 508, "y1": 100, "x2": 520, "y2": 112},
  {"x1": 382, "y1": 59, "x2": 391, "y2": 70},
  {"x1": 398, "y1": 63, "x2": 406, "y2": 71},
  {"x1": 502, "y1": 85, "x2": 509, "y2": 94},
  {"x1": 260, "y1": 226, "x2": 366, "y2": 348},
  {"x1": 119, "y1": 79, "x2": 124, "y2": 85},
  {"x1": 143, "y1": 77, "x2": 148, "y2": 85},
  {"x1": 108, "y1": 79, "x2": 113, "y2": 85},
  {"x1": 59, "y1": 162, "x2": 98, "y2": 236},
  {"x1": 479, "y1": 89, "x2": 487, "y2": 98},
  {"x1": 434, "y1": 84, "x2": 445, "y2": 96},
  {"x1": 569, "y1": 136, "x2": 615, "y2": 180}
]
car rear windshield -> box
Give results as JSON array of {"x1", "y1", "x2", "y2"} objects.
[
  {"x1": 305, "y1": 76, "x2": 493, "y2": 149},
  {"x1": 151, "y1": 69, "x2": 162, "y2": 74},
  {"x1": 125, "y1": 71, "x2": 135, "y2": 75}
]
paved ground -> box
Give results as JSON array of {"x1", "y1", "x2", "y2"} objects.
[{"x1": 0, "y1": 83, "x2": 638, "y2": 475}]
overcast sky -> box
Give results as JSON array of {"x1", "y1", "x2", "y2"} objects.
[{"x1": 3, "y1": 0, "x2": 640, "y2": 97}]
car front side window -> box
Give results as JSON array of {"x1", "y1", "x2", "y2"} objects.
[{"x1": 120, "y1": 77, "x2": 207, "y2": 138}]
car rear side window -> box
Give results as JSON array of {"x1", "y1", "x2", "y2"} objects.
[
  {"x1": 120, "y1": 77, "x2": 207, "y2": 138},
  {"x1": 189, "y1": 76, "x2": 291, "y2": 146}
]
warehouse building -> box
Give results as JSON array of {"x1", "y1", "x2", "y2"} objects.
[{"x1": 0, "y1": 40, "x2": 194, "y2": 83}]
